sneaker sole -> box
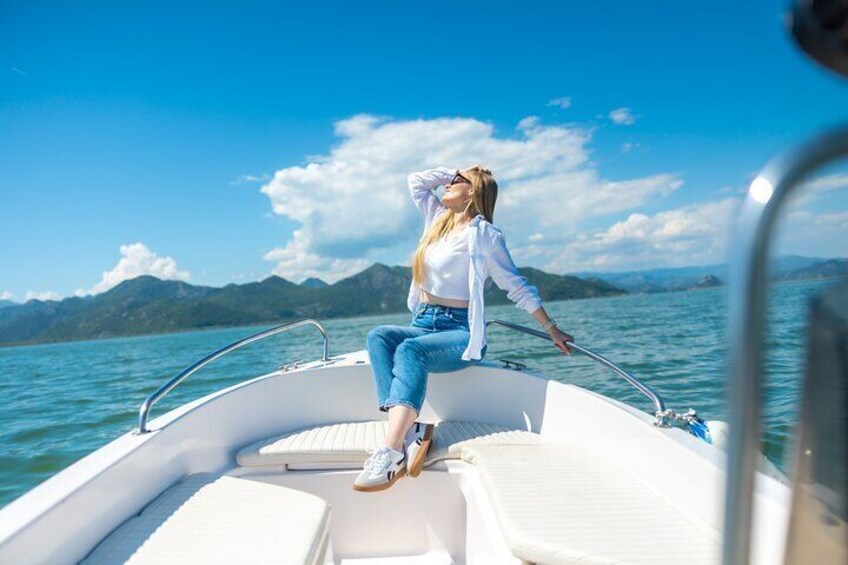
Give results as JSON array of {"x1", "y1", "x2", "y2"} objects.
[
  {"x1": 352, "y1": 466, "x2": 407, "y2": 492},
  {"x1": 408, "y1": 423, "x2": 435, "y2": 478}
]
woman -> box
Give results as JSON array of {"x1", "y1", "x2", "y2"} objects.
[{"x1": 354, "y1": 165, "x2": 574, "y2": 492}]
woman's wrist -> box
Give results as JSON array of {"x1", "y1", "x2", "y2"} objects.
[{"x1": 541, "y1": 318, "x2": 558, "y2": 332}]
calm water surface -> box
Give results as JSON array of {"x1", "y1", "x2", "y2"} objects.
[{"x1": 0, "y1": 279, "x2": 835, "y2": 509}]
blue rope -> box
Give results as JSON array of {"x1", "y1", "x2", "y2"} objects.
[{"x1": 686, "y1": 417, "x2": 712, "y2": 444}]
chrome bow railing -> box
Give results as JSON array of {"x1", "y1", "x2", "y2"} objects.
[
  {"x1": 722, "y1": 126, "x2": 848, "y2": 565},
  {"x1": 135, "y1": 319, "x2": 331, "y2": 434},
  {"x1": 485, "y1": 319, "x2": 674, "y2": 426}
]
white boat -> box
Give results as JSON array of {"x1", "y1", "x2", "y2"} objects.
[
  {"x1": 0, "y1": 316, "x2": 790, "y2": 564},
  {"x1": 2, "y1": 1, "x2": 846, "y2": 562}
]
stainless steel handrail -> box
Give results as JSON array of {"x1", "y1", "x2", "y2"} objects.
[
  {"x1": 135, "y1": 319, "x2": 331, "y2": 435},
  {"x1": 485, "y1": 319, "x2": 670, "y2": 426},
  {"x1": 723, "y1": 126, "x2": 848, "y2": 565}
]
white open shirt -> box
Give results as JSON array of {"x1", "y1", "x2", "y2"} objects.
[{"x1": 406, "y1": 167, "x2": 544, "y2": 361}]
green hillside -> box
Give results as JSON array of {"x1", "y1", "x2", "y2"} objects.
[{"x1": 0, "y1": 263, "x2": 625, "y2": 346}]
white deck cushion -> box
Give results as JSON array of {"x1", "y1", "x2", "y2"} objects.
[
  {"x1": 425, "y1": 420, "x2": 543, "y2": 464},
  {"x1": 80, "y1": 473, "x2": 331, "y2": 565},
  {"x1": 237, "y1": 420, "x2": 390, "y2": 467},
  {"x1": 460, "y1": 444, "x2": 721, "y2": 565},
  {"x1": 237, "y1": 420, "x2": 541, "y2": 469}
]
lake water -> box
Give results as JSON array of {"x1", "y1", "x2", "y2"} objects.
[{"x1": 0, "y1": 278, "x2": 835, "y2": 510}]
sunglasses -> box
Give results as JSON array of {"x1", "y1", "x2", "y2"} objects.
[{"x1": 450, "y1": 172, "x2": 472, "y2": 186}]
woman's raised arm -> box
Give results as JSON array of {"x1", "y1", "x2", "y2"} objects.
[{"x1": 407, "y1": 167, "x2": 457, "y2": 230}]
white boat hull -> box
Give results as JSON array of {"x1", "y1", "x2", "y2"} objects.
[{"x1": 0, "y1": 350, "x2": 791, "y2": 564}]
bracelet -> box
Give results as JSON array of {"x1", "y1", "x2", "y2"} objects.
[{"x1": 541, "y1": 319, "x2": 557, "y2": 332}]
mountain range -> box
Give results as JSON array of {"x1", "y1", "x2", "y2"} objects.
[
  {"x1": 3, "y1": 256, "x2": 844, "y2": 347},
  {"x1": 572, "y1": 255, "x2": 846, "y2": 293},
  {"x1": 0, "y1": 263, "x2": 623, "y2": 347}
]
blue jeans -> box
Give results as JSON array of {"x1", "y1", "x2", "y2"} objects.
[{"x1": 365, "y1": 303, "x2": 488, "y2": 415}]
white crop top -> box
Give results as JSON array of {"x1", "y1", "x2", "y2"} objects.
[{"x1": 421, "y1": 226, "x2": 471, "y2": 300}]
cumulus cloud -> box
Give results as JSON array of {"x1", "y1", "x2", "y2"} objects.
[
  {"x1": 25, "y1": 290, "x2": 61, "y2": 302},
  {"x1": 262, "y1": 233, "x2": 373, "y2": 284},
  {"x1": 1, "y1": 290, "x2": 14, "y2": 300},
  {"x1": 609, "y1": 107, "x2": 637, "y2": 126},
  {"x1": 527, "y1": 198, "x2": 741, "y2": 272},
  {"x1": 547, "y1": 96, "x2": 572, "y2": 109},
  {"x1": 259, "y1": 114, "x2": 681, "y2": 282},
  {"x1": 508, "y1": 189, "x2": 847, "y2": 274},
  {"x1": 77, "y1": 243, "x2": 191, "y2": 296}
]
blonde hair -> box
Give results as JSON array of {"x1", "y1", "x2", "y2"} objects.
[{"x1": 411, "y1": 165, "x2": 498, "y2": 289}]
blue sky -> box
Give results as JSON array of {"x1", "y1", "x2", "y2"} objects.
[{"x1": 1, "y1": 1, "x2": 846, "y2": 302}]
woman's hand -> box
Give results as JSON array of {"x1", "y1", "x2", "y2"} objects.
[{"x1": 548, "y1": 326, "x2": 574, "y2": 355}]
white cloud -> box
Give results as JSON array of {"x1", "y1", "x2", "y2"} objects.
[
  {"x1": 262, "y1": 233, "x2": 372, "y2": 284},
  {"x1": 230, "y1": 173, "x2": 271, "y2": 186},
  {"x1": 1, "y1": 290, "x2": 14, "y2": 300},
  {"x1": 803, "y1": 172, "x2": 848, "y2": 192},
  {"x1": 25, "y1": 290, "x2": 61, "y2": 302},
  {"x1": 791, "y1": 172, "x2": 848, "y2": 206},
  {"x1": 259, "y1": 114, "x2": 681, "y2": 282},
  {"x1": 786, "y1": 209, "x2": 848, "y2": 231},
  {"x1": 621, "y1": 142, "x2": 637, "y2": 153},
  {"x1": 609, "y1": 107, "x2": 637, "y2": 126},
  {"x1": 732, "y1": 171, "x2": 848, "y2": 258},
  {"x1": 547, "y1": 97, "x2": 572, "y2": 109},
  {"x1": 77, "y1": 243, "x2": 191, "y2": 296},
  {"x1": 528, "y1": 198, "x2": 741, "y2": 272},
  {"x1": 778, "y1": 209, "x2": 848, "y2": 258},
  {"x1": 510, "y1": 190, "x2": 848, "y2": 273},
  {"x1": 517, "y1": 115, "x2": 540, "y2": 130}
]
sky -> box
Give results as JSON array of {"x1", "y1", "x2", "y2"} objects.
[{"x1": 1, "y1": 1, "x2": 847, "y2": 302}]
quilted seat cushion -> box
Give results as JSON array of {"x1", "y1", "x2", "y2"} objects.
[
  {"x1": 460, "y1": 444, "x2": 721, "y2": 565},
  {"x1": 80, "y1": 473, "x2": 332, "y2": 565},
  {"x1": 237, "y1": 420, "x2": 390, "y2": 467},
  {"x1": 426, "y1": 420, "x2": 543, "y2": 463},
  {"x1": 236, "y1": 420, "x2": 541, "y2": 469}
]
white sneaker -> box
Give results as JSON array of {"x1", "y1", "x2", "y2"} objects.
[
  {"x1": 353, "y1": 443, "x2": 407, "y2": 492},
  {"x1": 405, "y1": 422, "x2": 435, "y2": 478}
]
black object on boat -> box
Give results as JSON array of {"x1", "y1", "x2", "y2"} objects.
[{"x1": 790, "y1": 0, "x2": 848, "y2": 77}]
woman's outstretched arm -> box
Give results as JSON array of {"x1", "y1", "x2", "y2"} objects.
[
  {"x1": 485, "y1": 230, "x2": 574, "y2": 355},
  {"x1": 529, "y1": 306, "x2": 574, "y2": 355},
  {"x1": 407, "y1": 167, "x2": 456, "y2": 230}
]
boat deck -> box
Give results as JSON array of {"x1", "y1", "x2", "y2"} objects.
[
  {"x1": 83, "y1": 418, "x2": 721, "y2": 564},
  {"x1": 0, "y1": 351, "x2": 790, "y2": 564}
]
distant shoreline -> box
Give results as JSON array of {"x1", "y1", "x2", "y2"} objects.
[
  {"x1": 0, "y1": 263, "x2": 626, "y2": 349},
  {"x1": 2, "y1": 277, "x2": 841, "y2": 351},
  {"x1": 0, "y1": 292, "x2": 615, "y2": 351}
]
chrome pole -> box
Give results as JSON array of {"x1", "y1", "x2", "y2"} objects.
[
  {"x1": 485, "y1": 319, "x2": 668, "y2": 424},
  {"x1": 136, "y1": 319, "x2": 330, "y2": 434},
  {"x1": 723, "y1": 126, "x2": 848, "y2": 565}
]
